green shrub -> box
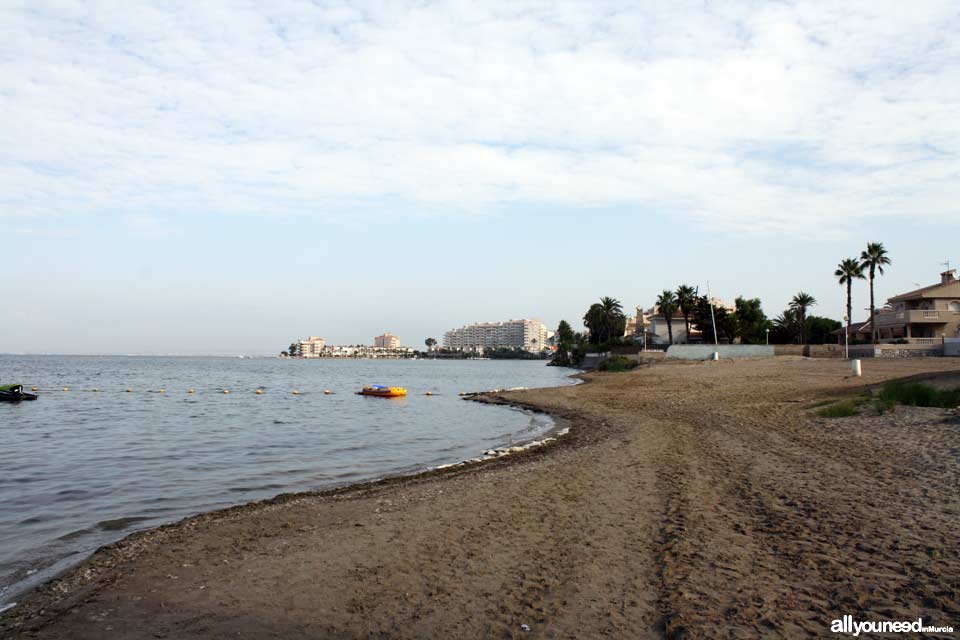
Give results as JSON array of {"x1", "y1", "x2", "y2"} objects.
[
  {"x1": 597, "y1": 354, "x2": 637, "y2": 372},
  {"x1": 878, "y1": 381, "x2": 960, "y2": 408},
  {"x1": 817, "y1": 402, "x2": 861, "y2": 418}
]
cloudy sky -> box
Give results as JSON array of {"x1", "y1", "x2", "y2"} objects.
[{"x1": 2, "y1": 1, "x2": 958, "y2": 354}]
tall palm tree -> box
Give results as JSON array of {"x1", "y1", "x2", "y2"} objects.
[
  {"x1": 656, "y1": 290, "x2": 679, "y2": 344},
  {"x1": 675, "y1": 284, "x2": 696, "y2": 343},
  {"x1": 834, "y1": 258, "x2": 865, "y2": 350},
  {"x1": 859, "y1": 242, "x2": 892, "y2": 344},
  {"x1": 598, "y1": 296, "x2": 624, "y2": 343},
  {"x1": 789, "y1": 292, "x2": 817, "y2": 344}
]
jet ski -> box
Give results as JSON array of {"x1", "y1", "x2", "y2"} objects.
[{"x1": 0, "y1": 384, "x2": 39, "y2": 402}]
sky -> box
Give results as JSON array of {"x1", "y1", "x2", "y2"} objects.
[{"x1": 1, "y1": 0, "x2": 958, "y2": 355}]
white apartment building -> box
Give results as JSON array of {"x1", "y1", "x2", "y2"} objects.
[
  {"x1": 443, "y1": 319, "x2": 548, "y2": 353},
  {"x1": 374, "y1": 332, "x2": 401, "y2": 349},
  {"x1": 298, "y1": 336, "x2": 326, "y2": 357}
]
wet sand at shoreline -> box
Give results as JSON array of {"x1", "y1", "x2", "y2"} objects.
[{"x1": 3, "y1": 357, "x2": 959, "y2": 639}]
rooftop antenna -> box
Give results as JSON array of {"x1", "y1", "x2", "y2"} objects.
[{"x1": 942, "y1": 259, "x2": 952, "y2": 271}]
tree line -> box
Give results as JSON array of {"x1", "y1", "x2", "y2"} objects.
[{"x1": 550, "y1": 241, "x2": 892, "y2": 365}]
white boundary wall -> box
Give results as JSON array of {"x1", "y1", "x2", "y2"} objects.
[{"x1": 666, "y1": 345, "x2": 775, "y2": 360}]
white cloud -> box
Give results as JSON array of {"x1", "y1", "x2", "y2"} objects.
[{"x1": 1, "y1": 0, "x2": 959, "y2": 232}]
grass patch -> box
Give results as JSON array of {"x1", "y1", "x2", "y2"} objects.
[
  {"x1": 808, "y1": 399, "x2": 839, "y2": 409},
  {"x1": 877, "y1": 381, "x2": 960, "y2": 409},
  {"x1": 817, "y1": 402, "x2": 862, "y2": 418}
]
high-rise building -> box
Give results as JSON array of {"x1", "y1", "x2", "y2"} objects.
[
  {"x1": 374, "y1": 332, "x2": 401, "y2": 349},
  {"x1": 443, "y1": 319, "x2": 547, "y2": 353},
  {"x1": 298, "y1": 336, "x2": 326, "y2": 357}
]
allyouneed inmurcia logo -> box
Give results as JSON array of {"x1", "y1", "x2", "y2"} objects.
[{"x1": 831, "y1": 615, "x2": 954, "y2": 636}]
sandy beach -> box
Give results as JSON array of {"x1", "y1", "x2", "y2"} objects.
[{"x1": 3, "y1": 356, "x2": 959, "y2": 639}]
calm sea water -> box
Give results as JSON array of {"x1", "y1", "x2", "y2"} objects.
[{"x1": 0, "y1": 355, "x2": 576, "y2": 607}]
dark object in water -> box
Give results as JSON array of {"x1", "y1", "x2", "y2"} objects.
[{"x1": 0, "y1": 383, "x2": 38, "y2": 402}]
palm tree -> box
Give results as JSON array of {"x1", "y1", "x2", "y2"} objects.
[
  {"x1": 789, "y1": 292, "x2": 817, "y2": 344},
  {"x1": 656, "y1": 290, "x2": 679, "y2": 344},
  {"x1": 598, "y1": 296, "x2": 625, "y2": 343},
  {"x1": 835, "y1": 258, "x2": 865, "y2": 350},
  {"x1": 773, "y1": 309, "x2": 800, "y2": 343},
  {"x1": 425, "y1": 337, "x2": 437, "y2": 355},
  {"x1": 675, "y1": 284, "x2": 696, "y2": 343},
  {"x1": 860, "y1": 242, "x2": 892, "y2": 344}
]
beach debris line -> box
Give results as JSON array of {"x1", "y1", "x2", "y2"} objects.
[{"x1": 435, "y1": 427, "x2": 570, "y2": 471}]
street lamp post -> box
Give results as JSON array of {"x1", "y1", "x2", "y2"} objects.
[{"x1": 844, "y1": 315, "x2": 849, "y2": 360}]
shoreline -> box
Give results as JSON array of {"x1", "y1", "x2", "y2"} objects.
[
  {"x1": 0, "y1": 373, "x2": 587, "y2": 620},
  {"x1": 3, "y1": 357, "x2": 959, "y2": 638}
]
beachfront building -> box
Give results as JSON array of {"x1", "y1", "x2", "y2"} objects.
[
  {"x1": 297, "y1": 336, "x2": 326, "y2": 358},
  {"x1": 632, "y1": 298, "x2": 734, "y2": 345},
  {"x1": 323, "y1": 344, "x2": 413, "y2": 358},
  {"x1": 831, "y1": 321, "x2": 872, "y2": 344},
  {"x1": 646, "y1": 310, "x2": 691, "y2": 345},
  {"x1": 443, "y1": 318, "x2": 548, "y2": 353},
  {"x1": 287, "y1": 335, "x2": 412, "y2": 358},
  {"x1": 872, "y1": 269, "x2": 960, "y2": 342},
  {"x1": 374, "y1": 332, "x2": 401, "y2": 349}
]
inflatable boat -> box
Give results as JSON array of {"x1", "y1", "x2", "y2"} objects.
[{"x1": 358, "y1": 385, "x2": 407, "y2": 398}]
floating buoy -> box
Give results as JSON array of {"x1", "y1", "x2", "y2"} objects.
[
  {"x1": 159, "y1": 389, "x2": 166, "y2": 394},
  {"x1": 188, "y1": 389, "x2": 195, "y2": 394},
  {"x1": 31, "y1": 386, "x2": 38, "y2": 392},
  {"x1": 425, "y1": 391, "x2": 433, "y2": 396},
  {"x1": 126, "y1": 388, "x2": 133, "y2": 393},
  {"x1": 324, "y1": 389, "x2": 331, "y2": 395},
  {"x1": 223, "y1": 389, "x2": 230, "y2": 394},
  {"x1": 91, "y1": 388, "x2": 99, "y2": 393},
  {"x1": 63, "y1": 387, "x2": 69, "y2": 392},
  {"x1": 292, "y1": 389, "x2": 300, "y2": 395},
  {"x1": 256, "y1": 389, "x2": 263, "y2": 394}
]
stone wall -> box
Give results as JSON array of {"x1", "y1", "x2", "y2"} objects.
[
  {"x1": 666, "y1": 345, "x2": 775, "y2": 360},
  {"x1": 773, "y1": 344, "x2": 849, "y2": 358},
  {"x1": 875, "y1": 345, "x2": 944, "y2": 358}
]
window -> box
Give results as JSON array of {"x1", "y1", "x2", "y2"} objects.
[{"x1": 949, "y1": 301, "x2": 960, "y2": 312}]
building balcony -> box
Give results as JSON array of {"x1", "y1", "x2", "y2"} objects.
[{"x1": 874, "y1": 310, "x2": 954, "y2": 326}]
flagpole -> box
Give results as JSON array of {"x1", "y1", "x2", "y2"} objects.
[{"x1": 707, "y1": 281, "x2": 718, "y2": 345}]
